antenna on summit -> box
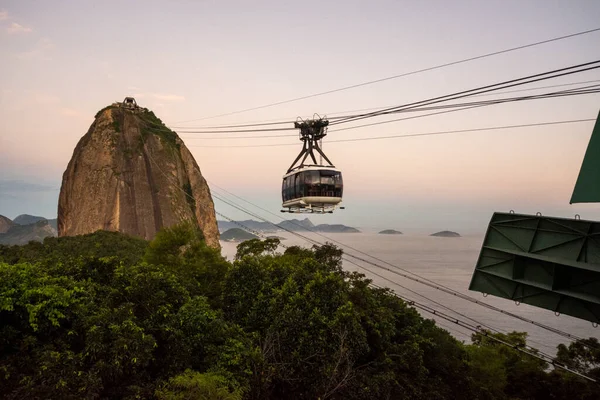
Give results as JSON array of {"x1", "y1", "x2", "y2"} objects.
[{"x1": 121, "y1": 97, "x2": 139, "y2": 110}]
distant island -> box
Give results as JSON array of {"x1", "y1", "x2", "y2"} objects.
[
  {"x1": 218, "y1": 218, "x2": 359, "y2": 234},
  {"x1": 379, "y1": 229, "x2": 403, "y2": 235},
  {"x1": 430, "y1": 231, "x2": 461, "y2": 237},
  {"x1": 313, "y1": 223, "x2": 360, "y2": 233},
  {"x1": 220, "y1": 228, "x2": 259, "y2": 242}
]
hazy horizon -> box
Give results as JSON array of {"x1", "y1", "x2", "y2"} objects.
[{"x1": 2, "y1": 0, "x2": 600, "y2": 233}]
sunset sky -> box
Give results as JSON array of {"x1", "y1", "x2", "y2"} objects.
[{"x1": 2, "y1": 0, "x2": 600, "y2": 233}]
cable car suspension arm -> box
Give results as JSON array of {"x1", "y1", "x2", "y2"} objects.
[{"x1": 287, "y1": 118, "x2": 335, "y2": 172}]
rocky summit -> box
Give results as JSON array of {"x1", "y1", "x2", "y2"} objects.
[{"x1": 57, "y1": 100, "x2": 220, "y2": 248}]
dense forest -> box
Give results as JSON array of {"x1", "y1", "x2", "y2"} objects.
[{"x1": 0, "y1": 224, "x2": 598, "y2": 399}]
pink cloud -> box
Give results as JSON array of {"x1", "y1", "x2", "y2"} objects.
[{"x1": 6, "y1": 22, "x2": 32, "y2": 34}]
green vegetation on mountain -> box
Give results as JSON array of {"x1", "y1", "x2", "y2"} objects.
[
  {"x1": 138, "y1": 108, "x2": 180, "y2": 150},
  {"x1": 0, "y1": 224, "x2": 596, "y2": 399}
]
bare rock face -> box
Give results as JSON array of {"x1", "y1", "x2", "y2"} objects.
[
  {"x1": 0, "y1": 215, "x2": 14, "y2": 233},
  {"x1": 58, "y1": 104, "x2": 220, "y2": 248}
]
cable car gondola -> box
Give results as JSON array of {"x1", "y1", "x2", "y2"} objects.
[{"x1": 281, "y1": 117, "x2": 344, "y2": 213}]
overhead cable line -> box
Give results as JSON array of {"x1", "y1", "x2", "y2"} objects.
[
  {"x1": 174, "y1": 27, "x2": 600, "y2": 123},
  {"x1": 178, "y1": 127, "x2": 297, "y2": 134},
  {"x1": 175, "y1": 77, "x2": 600, "y2": 135},
  {"x1": 187, "y1": 118, "x2": 596, "y2": 148},
  {"x1": 171, "y1": 79, "x2": 600, "y2": 131},
  {"x1": 346, "y1": 259, "x2": 553, "y2": 354},
  {"x1": 328, "y1": 118, "x2": 596, "y2": 143},
  {"x1": 148, "y1": 74, "x2": 600, "y2": 136},
  {"x1": 457, "y1": 79, "x2": 600, "y2": 98},
  {"x1": 329, "y1": 60, "x2": 600, "y2": 126},
  {"x1": 328, "y1": 86, "x2": 600, "y2": 133},
  {"x1": 171, "y1": 115, "x2": 348, "y2": 130},
  {"x1": 180, "y1": 87, "x2": 600, "y2": 138},
  {"x1": 183, "y1": 133, "x2": 297, "y2": 140},
  {"x1": 349, "y1": 264, "x2": 593, "y2": 379},
  {"x1": 365, "y1": 284, "x2": 596, "y2": 382}
]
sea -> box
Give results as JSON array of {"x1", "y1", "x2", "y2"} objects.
[{"x1": 219, "y1": 230, "x2": 599, "y2": 357}]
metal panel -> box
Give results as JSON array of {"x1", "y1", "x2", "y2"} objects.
[
  {"x1": 469, "y1": 212, "x2": 600, "y2": 324},
  {"x1": 571, "y1": 110, "x2": 600, "y2": 204}
]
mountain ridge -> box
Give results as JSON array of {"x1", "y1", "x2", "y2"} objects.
[
  {"x1": 11, "y1": 214, "x2": 58, "y2": 230},
  {"x1": 0, "y1": 219, "x2": 57, "y2": 245}
]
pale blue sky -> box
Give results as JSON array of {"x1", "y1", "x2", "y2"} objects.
[{"x1": 1, "y1": 0, "x2": 600, "y2": 233}]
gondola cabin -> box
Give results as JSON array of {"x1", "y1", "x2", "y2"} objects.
[
  {"x1": 281, "y1": 117, "x2": 344, "y2": 213},
  {"x1": 282, "y1": 166, "x2": 343, "y2": 213}
]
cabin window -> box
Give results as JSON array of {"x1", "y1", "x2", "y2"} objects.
[
  {"x1": 284, "y1": 170, "x2": 344, "y2": 201},
  {"x1": 282, "y1": 177, "x2": 287, "y2": 201},
  {"x1": 317, "y1": 170, "x2": 343, "y2": 197},
  {"x1": 282, "y1": 176, "x2": 294, "y2": 202},
  {"x1": 295, "y1": 171, "x2": 308, "y2": 198}
]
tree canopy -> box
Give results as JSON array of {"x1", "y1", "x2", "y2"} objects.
[{"x1": 0, "y1": 228, "x2": 597, "y2": 399}]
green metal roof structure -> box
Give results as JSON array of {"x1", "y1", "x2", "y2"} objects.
[
  {"x1": 469, "y1": 212, "x2": 600, "y2": 324},
  {"x1": 571, "y1": 109, "x2": 600, "y2": 204}
]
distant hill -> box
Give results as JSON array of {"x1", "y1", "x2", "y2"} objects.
[
  {"x1": 277, "y1": 218, "x2": 315, "y2": 231},
  {"x1": 315, "y1": 224, "x2": 360, "y2": 233},
  {"x1": 13, "y1": 214, "x2": 47, "y2": 225},
  {"x1": 0, "y1": 215, "x2": 14, "y2": 233},
  {"x1": 379, "y1": 229, "x2": 403, "y2": 235},
  {"x1": 11, "y1": 214, "x2": 57, "y2": 230},
  {"x1": 216, "y1": 218, "x2": 359, "y2": 234},
  {"x1": 0, "y1": 220, "x2": 57, "y2": 245},
  {"x1": 430, "y1": 231, "x2": 461, "y2": 237},
  {"x1": 220, "y1": 228, "x2": 259, "y2": 242}
]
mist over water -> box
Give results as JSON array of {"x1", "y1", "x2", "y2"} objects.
[{"x1": 220, "y1": 230, "x2": 598, "y2": 356}]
